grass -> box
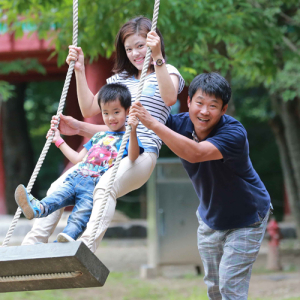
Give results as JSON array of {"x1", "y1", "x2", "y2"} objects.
[
  {"x1": 0, "y1": 271, "x2": 299, "y2": 300},
  {"x1": 0, "y1": 272, "x2": 207, "y2": 300}
]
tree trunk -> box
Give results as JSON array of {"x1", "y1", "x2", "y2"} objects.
[
  {"x1": 269, "y1": 96, "x2": 300, "y2": 238},
  {"x1": 2, "y1": 83, "x2": 36, "y2": 214}
]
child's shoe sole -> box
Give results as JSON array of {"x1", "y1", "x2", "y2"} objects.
[
  {"x1": 57, "y1": 233, "x2": 75, "y2": 243},
  {"x1": 15, "y1": 184, "x2": 34, "y2": 220}
]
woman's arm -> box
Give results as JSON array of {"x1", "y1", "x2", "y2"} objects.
[
  {"x1": 51, "y1": 114, "x2": 108, "y2": 139},
  {"x1": 147, "y1": 31, "x2": 179, "y2": 106},
  {"x1": 66, "y1": 46, "x2": 101, "y2": 118}
]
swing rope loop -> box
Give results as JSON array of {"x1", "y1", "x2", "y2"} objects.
[
  {"x1": 1, "y1": 0, "x2": 79, "y2": 247},
  {"x1": 87, "y1": 0, "x2": 161, "y2": 250}
]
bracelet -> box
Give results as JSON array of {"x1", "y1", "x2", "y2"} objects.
[{"x1": 55, "y1": 138, "x2": 65, "y2": 148}]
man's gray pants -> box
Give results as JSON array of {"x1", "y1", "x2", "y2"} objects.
[{"x1": 197, "y1": 209, "x2": 270, "y2": 300}]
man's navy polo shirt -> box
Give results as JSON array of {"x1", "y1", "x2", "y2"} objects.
[{"x1": 166, "y1": 113, "x2": 271, "y2": 230}]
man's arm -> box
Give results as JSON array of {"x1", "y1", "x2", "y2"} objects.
[{"x1": 130, "y1": 102, "x2": 222, "y2": 163}]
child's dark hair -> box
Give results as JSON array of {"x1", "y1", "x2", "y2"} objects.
[
  {"x1": 188, "y1": 73, "x2": 231, "y2": 106},
  {"x1": 113, "y1": 16, "x2": 166, "y2": 78},
  {"x1": 98, "y1": 83, "x2": 131, "y2": 110}
]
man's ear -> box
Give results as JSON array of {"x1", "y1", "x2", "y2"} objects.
[
  {"x1": 221, "y1": 104, "x2": 228, "y2": 115},
  {"x1": 126, "y1": 107, "x2": 130, "y2": 115},
  {"x1": 187, "y1": 96, "x2": 191, "y2": 108}
]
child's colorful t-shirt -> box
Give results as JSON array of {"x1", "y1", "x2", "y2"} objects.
[{"x1": 76, "y1": 131, "x2": 144, "y2": 177}]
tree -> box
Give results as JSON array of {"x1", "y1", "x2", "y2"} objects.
[
  {"x1": 0, "y1": 60, "x2": 46, "y2": 213},
  {"x1": 1, "y1": 0, "x2": 300, "y2": 233}
]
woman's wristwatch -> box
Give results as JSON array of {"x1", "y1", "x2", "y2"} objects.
[{"x1": 153, "y1": 58, "x2": 165, "y2": 66}]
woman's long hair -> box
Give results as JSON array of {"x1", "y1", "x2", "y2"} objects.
[{"x1": 113, "y1": 16, "x2": 166, "y2": 78}]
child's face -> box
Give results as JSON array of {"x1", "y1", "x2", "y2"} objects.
[{"x1": 101, "y1": 100, "x2": 128, "y2": 132}]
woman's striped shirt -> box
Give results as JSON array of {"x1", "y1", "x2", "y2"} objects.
[{"x1": 106, "y1": 64, "x2": 184, "y2": 156}]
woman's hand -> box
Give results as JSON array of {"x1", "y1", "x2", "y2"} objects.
[
  {"x1": 46, "y1": 127, "x2": 61, "y2": 143},
  {"x1": 146, "y1": 31, "x2": 162, "y2": 60},
  {"x1": 66, "y1": 46, "x2": 85, "y2": 72},
  {"x1": 51, "y1": 114, "x2": 80, "y2": 136},
  {"x1": 127, "y1": 115, "x2": 139, "y2": 131}
]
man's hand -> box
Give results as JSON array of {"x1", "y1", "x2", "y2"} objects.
[
  {"x1": 130, "y1": 102, "x2": 156, "y2": 130},
  {"x1": 51, "y1": 114, "x2": 80, "y2": 136}
]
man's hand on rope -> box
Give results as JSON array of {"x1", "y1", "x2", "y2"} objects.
[
  {"x1": 147, "y1": 31, "x2": 162, "y2": 60},
  {"x1": 66, "y1": 46, "x2": 85, "y2": 72},
  {"x1": 51, "y1": 114, "x2": 80, "y2": 136},
  {"x1": 130, "y1": 102, "x2": 157, "y2": 130}
]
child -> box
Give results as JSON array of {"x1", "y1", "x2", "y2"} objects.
[{"x1": 15, "y1": 83, "x2": 143, "y2": 243}]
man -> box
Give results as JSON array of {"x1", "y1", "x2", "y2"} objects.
[{"x1": 130, "y1": 72, "x2": 271, "y2": 300}]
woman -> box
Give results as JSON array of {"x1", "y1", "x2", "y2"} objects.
[{"x1": 22, "y1": 16, "x2": 184, "y2": 252}]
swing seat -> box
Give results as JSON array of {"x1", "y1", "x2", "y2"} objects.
[{"x1": 0, "y1": 241, "x2": 109, "y2": 293}]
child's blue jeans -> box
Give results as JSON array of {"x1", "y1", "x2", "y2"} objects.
[{"x1": 40, "y1": 171, "x2": 100, "y2": 240}]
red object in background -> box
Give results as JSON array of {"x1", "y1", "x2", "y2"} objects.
[
  {"x1": 267, "y1": 218, "x2": 281, "y2": 247},
  {"x1": 266, "y1": 218, "x2": 282, "y2": 271}
]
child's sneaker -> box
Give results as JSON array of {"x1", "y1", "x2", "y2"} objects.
[
  {"x1": 14, "y1": 184, "x2": 43, "y2": 220},
  {"x1": 57, "y1": 233, "x2": 75, "y2": 243}
]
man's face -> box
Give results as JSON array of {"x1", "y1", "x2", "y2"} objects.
[{"x1": 188, "y1": 89, "x2": 228, "y2": 139}]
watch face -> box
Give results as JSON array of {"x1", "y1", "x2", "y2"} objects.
[{"x1": 156, "y1": 59, "x2": 163, "y2": 66}]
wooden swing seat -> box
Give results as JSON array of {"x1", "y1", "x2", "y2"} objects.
[{"x1": 0, "y1": 241, "x2": 109, "y2": 293}]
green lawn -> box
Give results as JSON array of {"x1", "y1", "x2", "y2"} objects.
[{"x1": 1, "y1": 272, "x2": 299, "y2": 300}]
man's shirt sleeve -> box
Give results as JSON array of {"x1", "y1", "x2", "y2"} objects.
[{"x1": 206, "y1": 126, "x2": 247, "y2": 162}]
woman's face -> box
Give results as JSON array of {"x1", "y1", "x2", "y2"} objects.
[{"x1": 124, "y1": 33, "x2": 148, "y2": 72}]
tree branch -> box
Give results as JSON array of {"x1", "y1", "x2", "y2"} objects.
[{"x1": 282, "y1": 36, "x2": 300, "y2": 55}]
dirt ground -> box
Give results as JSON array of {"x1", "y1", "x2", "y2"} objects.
[{"x1": 82, "y1": 238, "x2": 300, "y2": 300}]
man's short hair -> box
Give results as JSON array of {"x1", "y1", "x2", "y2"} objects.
[
  {"x1": 188, "y1": 73, "x2": 231, "y2": 106},
  {"x1": 98, "y1": 83, "x2": 131, "y2": 110}
]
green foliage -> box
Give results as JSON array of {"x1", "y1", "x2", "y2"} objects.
[
  {"x1": 2, "y1": 0, "x2": 299, "y2": 84},
  {"x1": 0, "y1": 59, "x2": 46, "y2": 75},
  {"x1": 266, "y1": 59, "x2": 300, "y2": 101},
  {"x1": 0, "y1": 59, "x2": 45, "y2": 101},
  {"x1": 0, "y1": 81, "x2": 15, "y2": 101},
  {"x1": 24, "y1": 81, "x2": 65, "y2": 197}
]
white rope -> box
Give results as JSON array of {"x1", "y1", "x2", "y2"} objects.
[
  {"x1": 0, "y1": 271, "x2": 82, "y2": 282},
  {"x1": 88, "y1": 0, "x2": 161, "y2": 249},
  {"x1": 1, "y1": 0, "x2": 79, "y2": 247}
]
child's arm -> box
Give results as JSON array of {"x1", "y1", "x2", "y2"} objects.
[
  {"x1": 47, "y1": 127, "x2": 87, "y2": 164},
  {"x1": 127, "y1": 115, "x2": 140, "y2": 162}
]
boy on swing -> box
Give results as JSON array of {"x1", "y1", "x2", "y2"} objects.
[{"x1": 15, "y1": 83, "x2": 143, "y2": 243}]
